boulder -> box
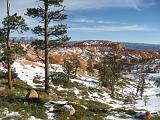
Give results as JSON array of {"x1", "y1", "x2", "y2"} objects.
[
  {"x1": 135, "y1": 112, "x2": 146, "y2": 119},
  {"x1": 62, "y1": 105, "x2": 76, "y2": 116},
  {"x1": 25, "y1": 90, "x2": 39, "y2": 101},
  {"x1": 144, "y1": 112, "x2": 151, "y2": 120},
  {"x1": 69, "y1": 106, "x2": 76, "y2": 116},
  {"x1": 26, "y1": 53, "x2": 37, "y2": 62},
  {"x1": 135, "y1": 111, "x2": 151, "y2": 120}
]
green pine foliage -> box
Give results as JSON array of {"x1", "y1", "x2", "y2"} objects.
[
  {"x1": 96, "y1": 54, "x2": 123, "y2": 96},
  {"x1": 63, "y1": 59, "x2": 75, "y2": 81},
  {"x1": 26, "y1": 0, "x2": 70, "y2": 93},
  {"x1": 0, "y1": 0, "x2": 28, "y2": 90}
]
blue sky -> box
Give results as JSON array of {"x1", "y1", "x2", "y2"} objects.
[{"x1": 0, "y1": 0, "x2": 160, "y2": 44}]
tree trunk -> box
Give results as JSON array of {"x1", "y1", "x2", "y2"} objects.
[
  {"x1": 110, "y1": 83, "x2": 115, "y2": 96},
  {"x1": 7, "y1": 0, "x2": 12, "y2": 91},
  {"x1": 74, "y1": 67, "x2": 77, "y2": 77},
  {"x1": 140, "y1": 79, "x2": 145, "y2": 99},
  {"x1": 44, "y1": 0, "x2": 49, "y2": 94},
  {"x1": 67, "y1": 71, "x2": 70, "y2": 81},
  {"x1": 7, "y1": 62, "x2": 12, "y2": 90}
]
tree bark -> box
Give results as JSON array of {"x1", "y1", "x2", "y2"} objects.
[
  {"x1": 44, "y1": 0, "x2": 49, "y2": 94},
  {"x1": 7, "y1": 0, "x2": 12, "y2": 91}
]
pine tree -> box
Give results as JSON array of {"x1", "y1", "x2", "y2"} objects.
[
  {"x1": 71, "y1": 56, "x2": 80, "y2": 77},
  {"x1": 154, "y1": 79, "x2": 160, "y2": 87},
  {"x1": 86, "y1": 57, "x2": 94, "y2": 76},
  {"x1": 26, "y1": 0, "x2": 70, "y2": 94},
  {"x1": 0, "y1": 0, "x2": 28, "y2": 91},
  {"x1": 97, "y1": 55, "x2": 123, "y2": 96},
  {"x1": 136, "y1": 73, "x2": 147, "y2": 99},
  {"x1": 63, "y1": 59, "x2": 74, "y2": 81}
]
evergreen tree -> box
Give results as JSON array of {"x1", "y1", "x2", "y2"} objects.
[
  {"x1": 26, "y1": 0, "x2": 70, "y2": 94},
  {"x1": 136, "y1": 73, "x2": 147, "y2": 99},
  {"x1": 97, "y1": 55, "x2": 123, "y2": 96},
  {"x1": 63, "y1": 59, "x2": 74, "y2": 81},
  {"x1": 154, "y1": 79, "x2": 160, "y2": 87},
  {"x1": 71, "y1": 56, "x2": 80, "y2": 77},
  {"x1": 0, "y1": 0, "x2": 28, "y2": 91},
  {"x1": 86, "y1": 57, "x2": 94, "y2": 76}
]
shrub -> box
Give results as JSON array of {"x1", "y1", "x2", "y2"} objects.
[
  {"x1": 0, "y1": 69, "x2": 18, "y2": 80},
  {"x1": 51, "y1": 72, "x2": 74, "y2": 88},
  {"x1": 151, "y1": 115, "x2": 160, "y2": 120},
  {"x1": 33, "y1": 75, "x2": 42, "y2": 84},
  {"x1": 0, "y1": 94, "x2": 47, "y2": 119},
  {"x1": 0, "y1": 70, "x2": 6, "y2": 79},
  {"x1": 123, "y1": 95, "x2": 136, "y2": 104}
]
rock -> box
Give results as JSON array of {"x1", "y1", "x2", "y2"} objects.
[
  {"x1": 26, "y1": 53, "x2": 37, "y2": 62},
  {"x1": 0, "y1": 87, "x2": 5, "y2": 95},
  {"x1": 135, "y1": 112, "x2": 146, "y2": 119},
  {"x1": 47, "y1": 91, "x2": 59, "y2": 101},
  {"x1": 62, "y1": 105, "x2": 71, "y2": 111},
  {"x1": 135, "y1": 111, "x2": 151, "y2": 120},
  {"x1": 69, "y1": 106, "x2": 76, "y2": 116},
  {"x1": 71, "y1": 87, "x2": 80, "y2": 95},
  {"x1": 62, "y1": 105, "x2": 76, "y2": 116},
  {"x1": 25, "y1": 90, "x2": 39, "y2": 101},
  {"x1": 144, "y1": 112, "x2": 151, "y2": 120}
]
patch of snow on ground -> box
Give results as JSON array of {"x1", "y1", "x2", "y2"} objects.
[
  {"x1": 72, "y1": 87, "x2": 80, "y2": 95},
  {"x1": 12, "y1": 60, "x2": 44, "y2": 87},
  {"x1": 134, "y1": 81, "x2": 160, "y2": 113},
  {"x1": 0, "y1": 108, "x2": 20, "y2": 119},
  {"x1": 12, "y1": 60, "x2": 64, "y2": 88},
  {"x1": 51, "y1": 64, "x2": 63, "y2": 73},
  {"x1": 28, "y1": 116, "x2": 42, "y2": 120},
  {"x1": 105, "y1": 115, "x2": 138, "y2": 120},
  {"x1": 51, "y1": 100, "x2": 68, "y2": 105},
  {"x1": 115, "y1": 74, "x2": 160, "y2": 114},
  {"x1": 71, "y1": 77, "x2": 99, "y2": 88}
]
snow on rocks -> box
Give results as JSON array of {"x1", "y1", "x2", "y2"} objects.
[
  {"x1": 44, "y1": 102, "x2": 55, "y2": 120},
  {"x1": 62, "y1": 105, "x2": 76, "y2": 116}
]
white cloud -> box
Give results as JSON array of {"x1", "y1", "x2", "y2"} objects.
[
  {"x1": 0, "y1": 0, "x2": 156, "y2": 18},
  {"x1": 70, "y1": 18, "x2": 112, "y2": 24},
  {"x1": 69, "y1": 18, "x2": 127, "y2": 25},
  {"x1": 0, "y1": 0, "x2": 155, "y2": 34},
  {"x1": 69, "y1": 24, "x2": 152, "y2": 32},
  {"x1": 64, "y1": 0, "x2": 156, "y2": 10},
  {"x1": 75, "y1": 19, "x2": 95, "y2": 23}
]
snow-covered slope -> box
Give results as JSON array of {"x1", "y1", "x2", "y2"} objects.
[{"x1": 1, "y1": 59, "x2": 156, "y2": 119}]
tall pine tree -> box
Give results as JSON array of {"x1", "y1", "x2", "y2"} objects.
[
  {"x1": 0, "y1": 0, "x2": 28, "y2": 91},
  {"x1": 26, "y1": 0, "x2": 70, "y2": 94}
]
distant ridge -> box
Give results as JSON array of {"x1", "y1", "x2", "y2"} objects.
[
  {"x1": 68, "y1": 40, "x2": 160, "y2": 51},
  {"x1": 12, "y1": 37, "x2": 160, "y2": 51},
  {"x1": 122, "y1": 42, "x2": 160, "y2": 51}
]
